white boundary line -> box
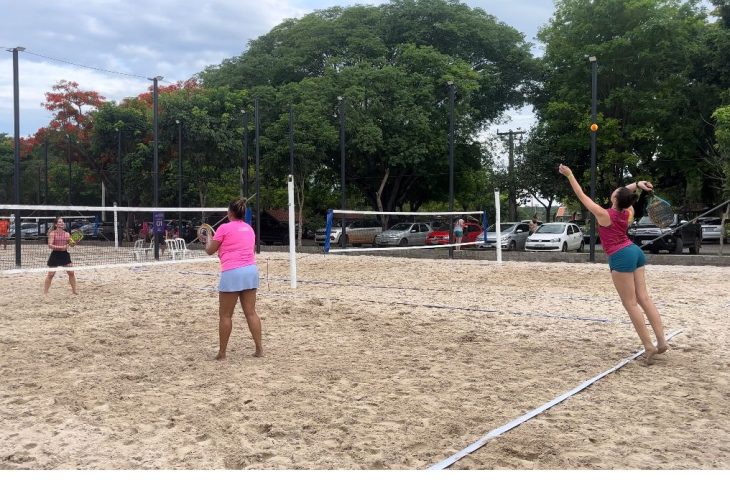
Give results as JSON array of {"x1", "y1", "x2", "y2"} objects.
[
  {"x1": 428, "y1": 329, "x2": 684, "y2": 470},
  {"x1": 261, "y1": 291, "x2": 617, "y2": 324}
]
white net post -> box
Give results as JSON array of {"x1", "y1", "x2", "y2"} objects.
[
  {"x1": 288, "y1": 175, "x2": 297, "y2": 289},
  {"x1": 113, "y1": 202, "x2": 119, "y2": 249},
  {"x1": 494, "y1": 189, "x2": 502, "y2": 264}
]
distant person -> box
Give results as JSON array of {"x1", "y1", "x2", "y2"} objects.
[
  {"x1": 528, "y1": 214, "x2": 539, "y2": 234},
  {"x1": 139, "y1": 221, "x2": 150, "y2": 241},
  {"x1": 201, "y1": 198, "x2": 263, "y2": 360},
  {"x1": 0, "y1": 216, "x2": 9, "y2": 249},
  {"x1": 454, "y1": 218, "x2": 465, "y2": 250},
  {"x1": 44, "y1": 216, "x2": 77, "y2": 295},
  {"x1": 559, "y1": 164, "x2": 667, "y2": 364}
]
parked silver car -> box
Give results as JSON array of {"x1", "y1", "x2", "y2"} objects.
[
  {"x1": 699, "y1": 217, "x2": 723, "y2": 242},
  {"x1": 475, "y1": 222, "x2": 531, "y2": 250},
  {"x1": 315, "y1": 219, "x2": 382, "y2": 246},
  {"x1": 374, "y1": 222, "x2": 432, "y2": 247},
  {"x1": 8, "y1": 222, "x2": 42, "y2": 239}
]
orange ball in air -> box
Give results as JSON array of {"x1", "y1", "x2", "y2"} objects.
[{"x1": 590, "y1": 123, "x2": 599, "y2": 132}]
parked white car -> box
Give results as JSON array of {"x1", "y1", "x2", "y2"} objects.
[{"x1": 525, "y1": 222, "x2": 584, "y2": 252}]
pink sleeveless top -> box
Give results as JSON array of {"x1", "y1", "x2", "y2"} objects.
[{"x1": 598, "y1": 208, "x2": 634, "y2": 256}]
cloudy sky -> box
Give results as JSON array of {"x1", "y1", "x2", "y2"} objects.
[{"x1": 1, "y1": 0, "x2": 555, "y2": 138}]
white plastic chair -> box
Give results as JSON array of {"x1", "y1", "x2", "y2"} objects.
[{"x1": 131, "y1": 239, "x2": 153, "y2": 261}]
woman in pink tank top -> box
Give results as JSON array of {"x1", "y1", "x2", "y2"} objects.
[
  {"x1": 44, "y1": 216, "x2": 78, "y2": 295},
  {"x1": 201, "y1": 198, "x2": 262, "y2": 360},
  {"x1": 559, "y1": 164, "x2": 669, "y2": 365}
]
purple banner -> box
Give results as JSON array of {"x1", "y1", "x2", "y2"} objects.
[{"x1": 153, "y1": 212, "x2": 165, "y2": 234}]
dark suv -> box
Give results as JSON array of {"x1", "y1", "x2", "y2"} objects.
[
  {"x1": 254, "y1": 212, "x2": 290, "y2": 245},
  {"x1": 628, "y1": 215, "x2": 702, "y2": 254}
]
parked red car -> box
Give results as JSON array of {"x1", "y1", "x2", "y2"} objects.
[{"x1": 425, "y1": 221, "x2": 482, "y2": 246}]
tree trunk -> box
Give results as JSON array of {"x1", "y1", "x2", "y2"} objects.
[
  {"x1": 376, "y1": 168, "x2": 389, "y2": 227},
  {"x1": 296, "y1": 177, "x2": 306, "y2": 249}
]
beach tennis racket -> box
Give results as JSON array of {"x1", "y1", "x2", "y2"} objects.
[
  {"x1": 197, "y1": 223, "x2": 215, "y2": 243},
  {"x1": 69, "y1": 229, "x2": 84, "y2": 245},
  {"x1": 647, "y1": 194, "x2": 674, "y2": 228}
]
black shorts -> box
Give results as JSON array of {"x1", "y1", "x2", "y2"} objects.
[{"x1": 48, "y1": 250, "x2": 72, "y2": 267}]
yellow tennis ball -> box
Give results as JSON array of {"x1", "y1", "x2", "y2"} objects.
[{"x1": 590, "y1": 123, "x2": 599, "y2": 132}]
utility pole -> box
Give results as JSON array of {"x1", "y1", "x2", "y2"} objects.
[
  {"x1": 497, "y1": 129, "x2": 525, "y2": 222},
  {"x1": 589, "y1": 55, "x2": 598, "y2": 262}
]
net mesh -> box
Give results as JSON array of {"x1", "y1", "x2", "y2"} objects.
[
  {"x1": 0, "y1": 204, "x2": 228, "y2": 273},
  {"x1": 321, "y1": 209, "x2": 487, "y2": 253},
  {"x1": 647, "y1": 195, "x2": 674, "y2": 228}
]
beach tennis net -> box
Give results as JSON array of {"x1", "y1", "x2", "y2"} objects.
[
  {"x1": 320, "y1": 209, "x2": 488, "y2": 254},
  {"x1": 0, "y1": 204, "x2": 229, "y2": 273}
]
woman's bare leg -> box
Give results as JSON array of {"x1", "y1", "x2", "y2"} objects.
[
  {"x1": 44, "y1": 272, "x2": 55, "y2": 294},
  {"x1": 633, "y1": 267, "x2": 668, "y2": 353},
  {"x1": 216, "y1": 292, "x2": 239, "y2": 360},
  {"x1": 240, "y1": 289, "x2": 263, "y2": 357},
  {"x1": 67, "y1": 270, "x2": 77, "y2": 295},
  {"x1": 611, "y1": 271, "x2": 658, "y2": 365}
]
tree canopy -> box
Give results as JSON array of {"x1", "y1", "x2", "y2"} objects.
[{"x1": 201, "y1": 0, "x2": 538, "y2": 213}]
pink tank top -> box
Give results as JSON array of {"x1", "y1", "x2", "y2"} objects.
[
  {"x1": 212, "y1": 220, "x2": 256, "y2": 272},
  {"x1": 598, "y1": 208, "x2": 634, "y2": 256},
  {"x1": 49, "y1": 229, "x2": 70, "y2": 250}
]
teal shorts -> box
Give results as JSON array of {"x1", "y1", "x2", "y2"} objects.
[
  {"x1": 454, "y1": 230, "x2": 463, "y2": 238},
  {"x1": 608, "y1": 244, "x2": 646, "y2": 272}
]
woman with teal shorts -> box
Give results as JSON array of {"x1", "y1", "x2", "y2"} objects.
[{"x1": 559, "y1": 164, "x2": 669, "y2": 365}]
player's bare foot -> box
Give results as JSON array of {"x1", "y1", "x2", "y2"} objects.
[
  {"x1": 657, "y1": 343, "x2": 669, "y2": 354},
  {"x1": 644, "y1": 346, "x2": 658, "y2": 365},
  {"x1": 253, "y1": 349, "x2": 263, "y2": 357},
  {"x1": 215, "y1": 352, "x2": 226, "y2": 360}
]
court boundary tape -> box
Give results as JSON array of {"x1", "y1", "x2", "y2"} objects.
[
  {"x1": 262, "y1": 275, "x2": 655, "y2": 308},
  {"x1": 427, "y1": 329, "x2": 683, "y2": 470},
  {"x1": 261, "y1": 291, "x2": 618, "y2": 324}
]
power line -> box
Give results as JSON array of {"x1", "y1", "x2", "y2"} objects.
[
  {"x1": 8, "y1": 48, "x2": 178, "y2": 84},
  {"x1": 21, "y1": 49, "x2": 150, "y2": 80}
]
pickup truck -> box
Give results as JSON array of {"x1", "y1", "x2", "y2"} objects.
[{"x1": 627, "y1": 215, "x2": 702, "y2": 254}]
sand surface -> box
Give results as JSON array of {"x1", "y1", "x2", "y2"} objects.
[{"x1": 1, "y1": 252, "x2": 728, "y2": 469}]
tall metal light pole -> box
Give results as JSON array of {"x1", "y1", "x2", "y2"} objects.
[
  {"x1": 254, "y1": 97, "x2": 261, "y2": 254},
  {"x1": 289, "y1": 105, "x2": 295, "y2": 177},
  {"x1": 241, "y1": 109, "x2": 249, "y2": 199},
  {"x1": 589, "y1": 56, "x2": 598, "y2": 262},
  {"x1": 116, "y1": 126, "x2": 123, "y2": 241},
  {"x1": 116, "y1": 127, "x2": 122, "y2": 207},
  {"x1": 43, "y1": 136, "x2": 48, "y2": 203},
  {"x1": 338, "y1": 96, "x2": 346, "y2": 247},
  {"x1": 150, "y1": 75, "x2": 163, "y2": 259},
  {"x1": 10, "y1": 46, "x2": 24, "y2": 266},
  {"x1": 447, "y1": 81, "x2": 455, "y2": 260},
  {"x1": 67, "y1": 134, "x2": 72, "y2": 206},
  {"x1": 176, "y1": 119, "x2": 182, "y2": 236}
]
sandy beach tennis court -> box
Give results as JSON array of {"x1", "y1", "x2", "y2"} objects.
[{"x1": 1, "y1": 253, "x2": 728, "y2": 469}]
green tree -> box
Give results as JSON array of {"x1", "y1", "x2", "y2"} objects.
[
  {"x1": 201, "y1": 0, "x2": 537, "y2": 214},
  {"x1": 0, "y1": 134, "x2": 14, "y2": 204},
  {"x1": 711, "y1": 105, "x2": 730, "y2": 198},
  {"x1": 534, "y1": 0, "x2": 715, "y2": 210}
]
